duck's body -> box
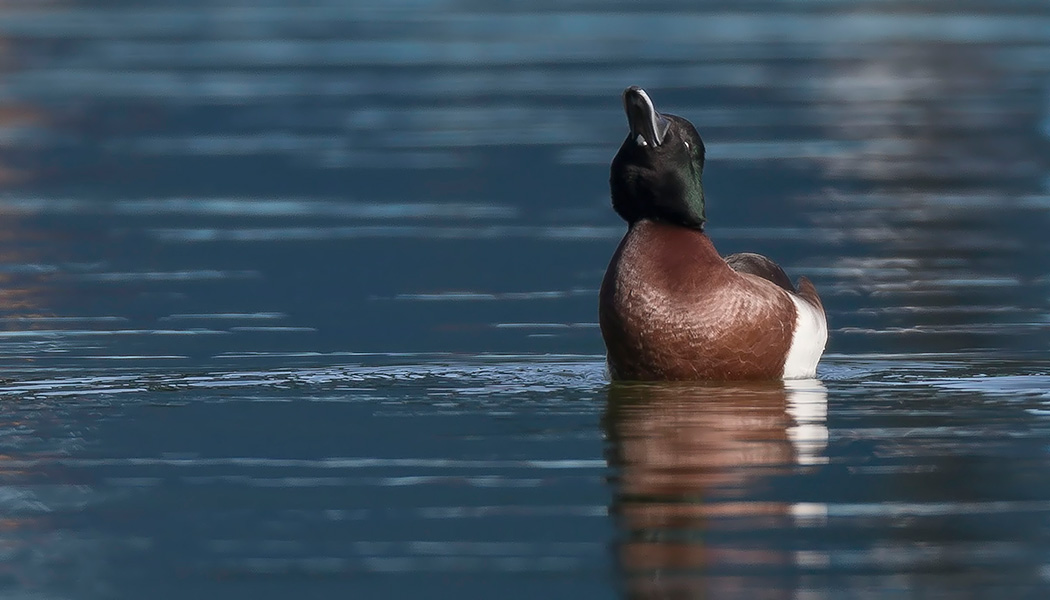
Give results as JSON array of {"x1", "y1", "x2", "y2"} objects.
[
  {"x1": 600, "y1": 87, "x2": 827, "y2": 381},
  {"x1": 600, "y1": 220, "x2": 826, "y2": 380}
]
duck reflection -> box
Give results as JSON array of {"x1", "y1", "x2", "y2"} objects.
[{"x1": 604, "y1": 379, "x2": 827, "y2": 598}]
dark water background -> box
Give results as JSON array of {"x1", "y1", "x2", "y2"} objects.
[{"x1": 1, "y1": 1, "x2": 1049, "y2": 598}]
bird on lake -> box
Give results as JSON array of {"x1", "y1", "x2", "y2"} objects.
[{"x1": 599, "y1": 87, "x2": 827, "y2": 381}]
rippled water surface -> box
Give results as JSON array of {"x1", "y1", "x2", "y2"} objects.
[{"x1": 1, "y1": 0, "x2": 1050, "y2": 598}]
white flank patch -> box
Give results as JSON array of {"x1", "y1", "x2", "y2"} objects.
[{"x1": 782, "y1": 294, "x2": 828, "y2": 379}]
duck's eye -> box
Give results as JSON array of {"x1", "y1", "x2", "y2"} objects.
[{"x1": 684, "y1": 141, "x2": 690, "y2": 149}]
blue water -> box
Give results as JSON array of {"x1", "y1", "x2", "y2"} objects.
[{"x1": 0, "y1": 0, "x2": 1049, "y2": 597}]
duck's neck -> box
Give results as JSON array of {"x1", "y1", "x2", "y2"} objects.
[{"x1": 611, "y1": 179, "x2": 707, "y2": 230}]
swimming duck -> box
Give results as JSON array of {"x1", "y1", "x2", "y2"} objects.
[{"x1": 599, "y1": 87, "x2": 827, "y2": 381}]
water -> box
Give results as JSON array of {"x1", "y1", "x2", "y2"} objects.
[{"x1": 0, "y1": 0, "x2": 1049, "y2": 597}]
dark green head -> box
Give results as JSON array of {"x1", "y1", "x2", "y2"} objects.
[{"x1": 610, "y1": 86, "x2": 707, "y2": 229}]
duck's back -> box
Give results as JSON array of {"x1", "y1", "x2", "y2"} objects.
[{"x1": 599, "y1": 220, "x2": 797, "y2": 381}]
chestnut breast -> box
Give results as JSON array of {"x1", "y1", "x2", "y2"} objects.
[{"x1": 599, "y1": 220, "x2": 796, "y2": 381}]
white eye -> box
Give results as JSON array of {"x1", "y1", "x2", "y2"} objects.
[
  {"x1": 635, "y1": 134, "x2": 648, "y2": 147},
  {"x1": 684, "y1": 141, "x2": 690, "y2": 149}
]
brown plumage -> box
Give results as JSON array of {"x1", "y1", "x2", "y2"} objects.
[{"x1": 600, "y1": 221, "x2": 796, "y2": 380}]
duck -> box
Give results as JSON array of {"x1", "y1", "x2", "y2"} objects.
[{"x1": 599, "y1": 86, "x2": 827, "y2": 381}]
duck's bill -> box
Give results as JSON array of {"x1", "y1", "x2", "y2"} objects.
[{"x1": 623, "y1": 86, "x2": 669, "y2": 147}]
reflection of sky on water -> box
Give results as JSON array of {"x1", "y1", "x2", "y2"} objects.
[
  {"x1": 0, "y1": 357, "x2": 1049, "y2": 595},
  {"x1": 0, "y1": 1, "x2": 1048, "y2": 598},
  {"x1": 0, "y1": 1, "x2": 1045, "y2": 357},
  {"x1": 3, "y1": 4, "x2": 1048, "y2": 173}
]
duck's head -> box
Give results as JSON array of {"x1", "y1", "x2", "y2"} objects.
[{"x1": 610, "y1": 86, "x2": 707, "y2": 229}]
